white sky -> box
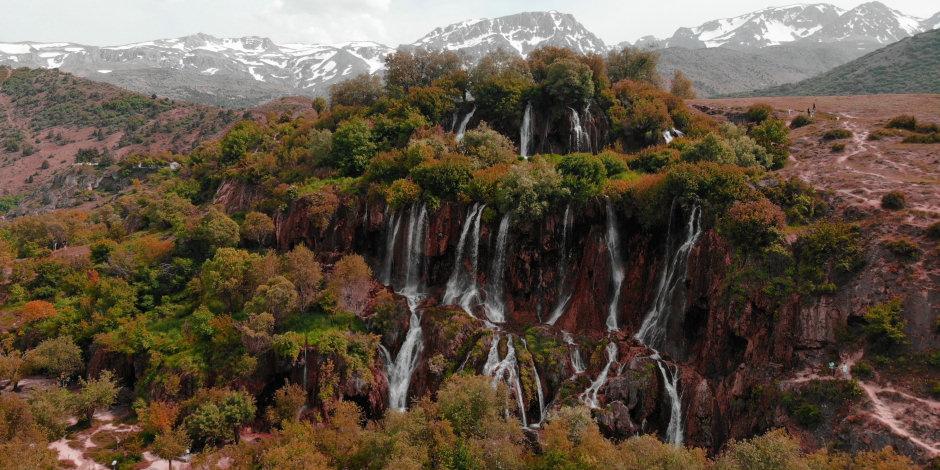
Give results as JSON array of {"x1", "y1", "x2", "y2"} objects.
[{"x1": 0, "y1": 0, "x2": 936, "y2": 46}]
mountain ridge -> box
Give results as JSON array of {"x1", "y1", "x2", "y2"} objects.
[{"x1": 1, "y1": 4, "x2": 936, "y2": 105}]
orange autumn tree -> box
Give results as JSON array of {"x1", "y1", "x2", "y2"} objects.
[{"x1": 19, "y1": 300, "x2": 56, "y2": 323}]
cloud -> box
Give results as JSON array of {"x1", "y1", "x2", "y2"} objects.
[{"x1": 257, "y1": 0, "x2": 392, "y2": 44}]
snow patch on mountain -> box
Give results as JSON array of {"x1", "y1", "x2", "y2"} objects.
[{"x1": 411, "y1": 11, "x2": 606, "y2": 59}]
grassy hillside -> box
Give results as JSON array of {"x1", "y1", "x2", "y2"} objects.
[
  {"x1": 0, "y1": 67, "x2": 239, "y2": 212},
  {"x1": 743, "y1": 29, "x2": 940, "y2": 96},
  {"x1": 658, "y1": 42, "x2": 871, "y2": 98}
]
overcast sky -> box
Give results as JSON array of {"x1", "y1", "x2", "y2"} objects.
[{"x1": 1, "y1": 0, "x2": 936, "y2": 46}]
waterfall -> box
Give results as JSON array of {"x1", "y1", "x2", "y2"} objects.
[
  {"x1": 581, "y1": 342, "x2": 618, "y2": 408},
  {"x1": 382, "y1": 204, "x2": 428, "y2": 411},
  {"x1": 546, "y1": 205, "x2": 573, "y2": 326},
  {"x1": 483, "y1": 334, "x2": 528, "y2": 427},
  {"x1": 443, "y1": 204, "x2": 485, "y2": 315},
  {"x1": 671, "y1": 128, "x2": 685, "y2": 137},
  {"x1": 381, "y1": 212, "x2": 403, "y2": 285},
  {"x1": 663, "y1": 131, "x2": 674, "y2": 144},
  {"x1": 604, "y1": 199, "x2": 625, "y2": 331},
  {"x1": 483, "y1": 213, "x2": 510, "y2": 324},
  {"x1": 520, "y1": 102, "x2": 534, "y2": 158},
  {"x1": 569, "y1": 107, "x2": 587, "y2": 152},
  {"x1": 634, "y1": 205, "x2": 702, "y2": 349},
  {"x1": 401, "y1": 204, "x2": 428, "y2": 299},
  {"x1": 562, "y1": 331, "x2": 585, "y2": 376},
  {"x1": 449, "y1": 111, "x2": 458, "y2": 132},
  {"x1": 656, "y1": 357, "x2": 684, "y2": 445},
  {"x1": 455, "y1": 106, "x2": 476, "y2": 141},
  {"x1": 384, "y1": 310, "x2": 423, "y2": 411},
  {"x1": 522, "y1": 339, "x2": 545, "y2": 426},
  {"x1": 632, "y1": 205, "x2": 703, "y2": 445}
]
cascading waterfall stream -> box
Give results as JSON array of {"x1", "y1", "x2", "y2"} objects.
[
  {"x1": 381, "y1": 212, "x2": 403, "y2": 285},
  {"x1": 604, "y1": 199, "x2": 625, "y2": 331},
  {"x1": 581, "y1": 342, "x2": 618, "y2": 408},
  {"x1": 484, "y1": 334, "x2": 528, "y2": 427},
  {"x1": 443, "y1": 204, "x2": 485, "y2": 315},
  {"x1": 655, "y1": 355, "x2": 684, "y2": 445},
  {"x1": 455, "y1": 106, "x2": 476, "y2": 141},
  {"x1": 634, "y1": 205, "x2": 702, "y2": 348},
  {"x1": 520, "y1": 102, "x2": 534, "y2": 158},
  {"x1": 568, "y1": 107, "x2": 587, "y2": 152},
  {"x1": 381, "y1": 204, "x2": 429, "y2": 411},
  {"x1": 546, "y1": 205, "x2": 572, "y2": 326},
  {"x1": 562, "y1": 331, "x2": 586, "y2": 376},
  {"x1": 521, "y1": 339, "x2": 545, "y2": 426},
  {"x1": 632, "y1": 205, "x2": 703, "y2": 445},
  {"x1": 483, "y1": 213, "x2": 511, "y2": 323}
]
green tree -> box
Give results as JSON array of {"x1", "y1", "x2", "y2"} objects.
[
  {"x1": 241, "y1": 211, "x2": 275, "y2": 247},
  {"x1": 72, "y1": 370, "x2": 119, "y2": 424},
  {"x1": 331, "y1": 118, "x2": 376, "y2": 176},
  {"x1": 458, "y1": 122, "x2": 517, "y2": 167},
  {"x1": 24, "y1": 336, "x2": 83, "y2": 384},
  {"x1": 184, "y1": 389, "x2": 256, "y2": 448},
  {"x1": 750, "y1": 118, "x2": 790, "y2": 169},
  {"x1": 543, "y1": 58, "x2": 595, "y2": 107},
  {"x1": 328, "y1": 74, "x2": 385, "y2": 108},
  {"x1": 152, "y1": 427, "x2": 190, "y2": 470},
  {"x1": 384, "y1": 48, "x2": 463, "y2": 94},
  {"x1": 220, "y1": 120, "x2": 268, "y2": 164},
  {"x1": 246, "y1": 276, "x2": 299, "y2": 323},
  {"x1": 670, "y1": 70, "x2": 696, "y2": 99},
  {"x1": 282, "y1": 245, "x2": 323, "y2": 311},
  {"x1": 607, "y1": 47, "x2": 661, "y2": 86},
  {"x1": 558, "y1": 154, "x2": 607, "y2": 201}
]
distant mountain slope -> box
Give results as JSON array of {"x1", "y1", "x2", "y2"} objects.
[
  {"x1": 0, "y1": 35, "x2": 392, "y2": 107},
  {"x1": 0, "y1": 67, "x2": 237, "y2": 211},
  {"x1": 410, "y1": 11, "x2": 606, "y2": 59},
  {"x1": 663, "y1": 4, "x2": 845, "y2": 49},
  {"x1": 647, "y1": 1, "x2": 934, "y2": 50},
  {"x1": 657, "y1": 41, "x2": 868, "y2": 97},
  {"x1": 744, "y1": 28, "x2": 940, "y2": 96}
]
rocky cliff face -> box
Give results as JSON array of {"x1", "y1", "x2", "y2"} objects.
[{"x1": 264, "y1": 193, "x2": 860, "y2": 452}]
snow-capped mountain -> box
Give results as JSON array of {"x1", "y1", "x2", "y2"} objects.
[
  {"x1": 664, "y1": 4, "x2": 845, "y2": 49},
  {"x1": 0, "y1": 34, "x2": 392, "y2": 107},
  {"x1": 924, "y1": 12, "x2": 940, "y2": 30},
  {"x1": 804, "y1": 2, "x2": 925, "y2": 43},
  {"x1": 410, "y1": 11, "x2": 607, "y2": 59},
  {"x1": 649, "y1": 2, "x2": 937, "y2": 50}
]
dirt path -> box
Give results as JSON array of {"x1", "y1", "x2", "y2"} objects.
[{"x1": 785, "y1": 352, "x2": 940, "y2": 459}]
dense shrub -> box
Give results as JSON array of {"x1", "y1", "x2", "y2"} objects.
[
  {"x1": 880, "y1": 237, "x2": 920, "y2": 261},
  {"x1": 458, "y1": 123, "x2": 517, "y2": 167},
  {"x1": 744, "y1": 103, "x2": 773, "y2": 123},
  {"x1": 410, "y1": 156, "x2": 474, "y2": 203},
  {"x1": 822, "y1": 128, "x2": 852, "y2": 140},
  {"x1": 927, "y1": 221, "x2": 940, "y2": 240},
  {"x1": 789, "y1": 114, "x2": 813, "y2": 129},
  {"x1": 330, "y1": 118, "x2": 376, "y2": 176},
  {"x1": 749, "y1": 118, "x2": 790, "y2": 169},
  {"x1": 328, "y1": 74, "x2": 385, "y2": 108},
  {"x1": 792, "y1": 222, "x2": 865, "y2": 294},
  {"x1": 628, "y1": 148, "x2": 678, "y2": 173},
  {"x1": 880, "y1": 191, "x2": 906, "y2": 210},
  {"x1": 864, "y1": 298, "x2": 908, "y2": 350},
  {"x1": 902, "y1": 132, "x2": 940, "y2": 143},
  {"x1": 783, "y1": 379, "x2": 862, "y2": 428},
  {"x1": 385, "y1": 178, "x2": 422, "y2": 209},
  {"x1": 761, "y1": 176, "x2": 828, "y2": 225},
  {"x1": 718, "y1": 199, "x2": 786, "y2": 251},
  {"x1": 886, "y1": 115, "x2": 918, "y2": 130},
  {"x1": 557, "y1": 153, "x2": 607, "y2": 201},
  {"x1": 830, "y1": 142, "x2": 845, "y2": 152}
]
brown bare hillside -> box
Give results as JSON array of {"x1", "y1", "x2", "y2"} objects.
[{"x1": 0, "y1": 67, "x2": 238, "y2": 212}]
